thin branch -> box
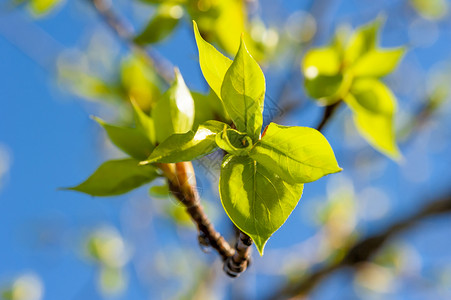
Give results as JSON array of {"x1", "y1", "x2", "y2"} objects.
[
  {"x1": 266, "y1": 192, "x2": 451, "y2": 300},
  {"x1": 316, "y1": 101, "x2": 342, "y2": 132},
  {"x1": 159, "y1": 162, "x2": 235, "y2": 261},
  {"x1": 224, "y1": 232, "x2": 253, "y2": 277}
]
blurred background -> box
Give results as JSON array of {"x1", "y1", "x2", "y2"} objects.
[{"x1": 1, "y1": 0, "x2": 451, "y2": 299}]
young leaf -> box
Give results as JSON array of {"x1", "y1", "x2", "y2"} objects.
[
  {"x1": 94, "y1": 117, "x2": 155, "y2": 160},
  {"x1": 65, "y1": 159, "x2": 159, "y2": 196},
  {"x1": 351, "y1": 48, "x2": 405, "y2": 77},
  {"x1": 219, "y1": 155, "x2": 304, "y2": 255},
  {"x1": 151, "y1": 68, "x2": 195, "y2": 143},
  {"x1": 134, "y1": 3, "x2": 183, "y2": 45},
  {"x1": 193, "y1": 21, "x2": 232, "y2": 99},
  {"x1": 344, "y1": 79, "x2": 400, "y2": 159},
  {"x1": 221, "y1": 36, "x2": 266, "y2": 141},
  {"x1": 140, "y1": 120, "x2": 225, "y2": 164},
  {"x1": 302, "y1": 48, "x2": 341, "y2": 76},
  {"x1": 131, "y1": 99, "x2": 156, "y2": 145},
  {"x1": 215, "y1": 127, "x2": 253, "y2": 156},
  {"x1": 345, "y1": 17, "x2": 384, "y2": 65},
  {"x1": 249, "y1": 123, "x2": 342, "y2": 184},
  {"x1": 304, "y1": 74, "x2": 344, "y2": 102}
]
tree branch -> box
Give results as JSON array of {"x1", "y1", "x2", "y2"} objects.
[
  {"x1": 316, "y1": 101, "x2": 342, "y2": 132},
  {"x1": 266, "y1": 192, "x2": 451, "y2": 300}
]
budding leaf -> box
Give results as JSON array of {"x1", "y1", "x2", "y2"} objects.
[
  {"x1": 140, "y1": 120, "x2": 225, "y2": 164},
  {"x1": 249, "y1": 123, "x2": 342, "y2": 184},
  {"x1": 134, "y1": 3, "x2": 182, "y2": 45},
  {"x1": 65, "y1": 159, "x2": 159, "y2": 196},
  {"x1": 152, "y1": 68, "x2": 195, "y2": 143},
  {"x1": 94, "y1": 117, "x2": 154, "y2": 160},
  {"x1": 219, "y1": 155, "x2": 304, "y2": 255},
  {"x1": 352, "y1": 48, "x2": 405, "y2": 77},
  {"x1": 131, "y1": 99, "x2": 156, "y2": 145},
  {"x1": 215, "y1": 127, "x2": 253, "y2": 156},
  {"x1": 221, "y1": 36, "x2": 265, "y2": 141},
  {"x1": 193, "y1": 21, "x2": 232, "y2": 99},
  {"x1": 345, "y1": 78, "x2": 401, "y2": 159}
]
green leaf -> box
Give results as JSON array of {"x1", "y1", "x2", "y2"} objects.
[
  {"x1": 304, "y1": 74, "x2": 344, "y2": 102},
  {"x1": 191, "y1": 91, "x2": 230, "y2": 127},
  {"x1": 221, "y1": 36, "x2": 266, "y2": 141},
  {"x1": 344, "y1": 79, "x2": 401, "y2": 160},
  {"x1": 345, "y1": 17, "x2": 384, "y2": 65},
  {"x1": 134, "y1": 4, "x2": 183, "y2": 45},
  {"x1": 130, "y1": 99, "x2": 156, "y2": 145},
  {"x1": 302, "y1": 47, "x2": 341, "y2": 76},
  {"x1": 151, "y1": 68, "x2": 195, "y2": 143},
  {"x1": 94, "y1": 117, "x2": 155, "y2": 160},
  {"x1": 215, "y1": 127, "x2": 253, "y2": 156},
  {"x1": 351, "y1": 48, "x2": 405, "y2": 77},
  {"x1": 249, "y1": 123, "x2": 342, "y2": 184},
  {"x1": 193, "y1": 21, "x2": 233, "y2": 99},
  {"x1": 140, "y1": 120, "x2": 225, "y2": 164},
  {"x1": 219, "y1": 155, "x2": 304, "y2": 255},
  {"x1": 28, "y1": 0, "x2": 62, "y2": 16},
  {"x1": 410, "y1": 0, "x2": 448, "y2": 20},
  {"x1": 65, "y1": 159, "x2": 159, "y2": 196}
]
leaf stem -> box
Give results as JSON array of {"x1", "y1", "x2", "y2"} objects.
[{"x1": 316, "y1": 101, "x2": 342, "y2": 132}]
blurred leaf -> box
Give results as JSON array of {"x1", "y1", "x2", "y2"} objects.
[
  {"x1": 221, "y1": 37, "x2": 265, "y2": 141},
  {"x1": 94, "y1": 117, "x2": 155, "y2": 160},
  {"x1": 149, "y1": 184, "x2": 170, "y2": 198},
  {"x1": 120, "y1": 55, "x2": 161, "y2": 112},
  {"x1": 27, "y1": 0, "x2": 62, "y2": 16},
  {"x1": 304, "y1": 74, "x2": 344, "y2": 102},
  {"x1": 151, "y1": 69, "x2": 195, "y2": 143},
  {"x1": 140, "y1": 120, "x2": 224, "y2": 164},
  {"x1": 134, "y1": 4, "x2": 183, "y2": 45},
  {"x1": 410, "y1": 0, "x2": 448, "y2": 20},
  {"x1": 66, "y1": 159, "x2": 159, "y2": 196},
  {"x1": 302, "y1": 48, "x2": 341, "y2": 76},
  {"x1": 345, "y1": 17, "x2": 383, "y2": 66},
  {"x1": 193, "y1": 21, "x2": 232, "y2": 99},
  {"x1": 99, "y1": 267, "x2": 126, "y2": 296},
  {"x1": 345, "y1": 79, "x2": 400, "y2": 159},
  {"x1": 249, "y1": 123, "x2": 342, "y2": 184},
  {"x1": 220, "y1": 155, "x2": 304, "y2": 255},
  {"x1": 215, "y1": 127, "x2": 253, "y2": 156},
  {"x1": 352, "y1": 48, "x2": 405, "y2": 77}
]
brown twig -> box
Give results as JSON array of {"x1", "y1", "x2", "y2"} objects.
[
  {"x1": 266, "y1": 192, "x2": 451, "y2": 300},
  {"x1": 159, "y1": 162, "x2": 235, "y2": 261},
  {"x1": 316, "y1": 101, "x2": 342, "y2": 132},
  {"x1": 224, "y1": 232, "x2": 253, "y2": 277}
]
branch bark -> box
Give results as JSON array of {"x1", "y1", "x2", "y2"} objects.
[
  {"x1": 266, "y1": 192, "x2": 451, "y2": 300},
  {"x1": 316, "y1": 101, "x2": 342, "y2": 132}
]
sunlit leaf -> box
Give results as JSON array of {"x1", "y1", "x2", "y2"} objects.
[
  {"x1": 130, "y1": 99, "x2": 156, "y2": 145},
  {"x1": 191, "y1": 91, "x2": 230, "y2": 127},
  {"x1": 221, "y1": 36, "x2": 265, "y2": 141},
  {"x1": 304, "y1": 74, "x2": 344, "y2": 102},
  {"x1": 345, "y1": 17, "x2": 384, "y2": 65},
  {"x1": 345, "y1": 79, "x2": 400, "y2": 159},
  {"x1": 215, "y1": 127, "x2": 253, "y2": 156},
  {"x1": 219, "y1": 155, "x2": 304, "y2": 255},
  {"x1": 352, "y1": 48, "x2": 405, "y2": 77},
  {"x1": 134, "y1": 4, "x2": 183, "y2": 45},
  {"x1": 193, "y1": 21, "x2": 233, "y2": 99},
  {"x1": 65, "y1": 159, "x2": 159, "y2": 196},
  {"x1": 28, "y1": 0, "x2": 62, "y2": 16},
  {"x1": 302, "y1": 48, "x2": 341, "y2": 76},
  {"x1": 151, "y1": 68, "x2": 195, "y2": 143},
  {"x1": 140, "y1": 120, "x2": 224, "y2": 164},
  {"x1": 249, "y1": 123, "x2": 342, "y2": 183},
  {"x1": 94, "y1": 117, "x2": 155, "y2": 160},
  {"x1": 410, "y1": 0, "x2": 448, "y2": 20}
]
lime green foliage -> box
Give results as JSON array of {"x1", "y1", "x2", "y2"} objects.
[
  {"x1": 141, "y1": 120, "x2": 225, "y2": 164},
  {"x1": 410, "y1": 0, "x2": 448, "y2": 20},
  {"x1": 219, "y1": 155, "x2": 304, "y2": 254},
  {"x1": 193, "y1": 21, "x2": 233, "y2": 99},
  {"x1": 66, "y1": 159, "x2": 159, "y2": 196},
  {"x1": 221, "y1": 37, "x2": 266, "y2": 141},
  {"x1": 143, "y1": 25, "x2": 340, "y2": 254},
  {"x1": 151, "y1": 68, "x2": 195, "y2": 143},
  {"x1": 249, "y1": 123, "x2": 342, "y2": 184},
  {"x1": 135, "y1": 3, "x2": 184, "y2": 44},
  {"x1": 215, "y1": 127, "x2": 253, "y2": 156},
  {"x1": 302, "y1": 17, "x2": 405, "y2": 160},
  {"x1": 27, "y1": 0, "x2": 62, "y2": 16}
]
